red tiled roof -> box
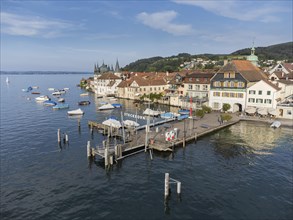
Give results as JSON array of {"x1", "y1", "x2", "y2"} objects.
[
  {"x1": 219, "y1": 60, "x2": 267, "y2": 82},
  {"x1": 98, "y1": 73, "x2": 120, "y2": 80}
]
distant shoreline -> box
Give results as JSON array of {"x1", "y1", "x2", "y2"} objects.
[{"x1": 0, "y1": 71, "x2": 92, "y2": 75}]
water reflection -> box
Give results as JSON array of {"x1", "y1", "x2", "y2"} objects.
[{"x1": 211, "y1": 121, "x2": 284, "y2": 158}]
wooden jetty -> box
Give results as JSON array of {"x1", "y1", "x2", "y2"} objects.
[{"x1": 87, "y1": 112, "x2": 240, "y2": 167}]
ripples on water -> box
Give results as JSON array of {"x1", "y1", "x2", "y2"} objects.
[{"x1": 1, "y1": 74, "x2": 293, "y2": 220}]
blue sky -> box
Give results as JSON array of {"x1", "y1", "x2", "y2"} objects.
[{"x1": 1, "y1": 0, "x2": 292, "y2": 72}]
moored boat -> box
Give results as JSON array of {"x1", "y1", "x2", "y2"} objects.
[
  {"x1": 111, "y1": 103, "x2": 122, "y2": 108},
  {"x1": 78, "y1": 101, "x2": 91, "y2": 105},
  {"x1": 43, "y1": 100, "x2": 57, "y2": 106},
  {"x1": 67, "y1": 108, "x2": 84, "y2": 115},
  {"x1": 143, "y1": 108, "x2": 162, "y2": 116},
  {"x1": 177, "y1": 114, "x2": 189, "y2": 120},
  {"x1": 80, "y1": 92, "x2": 89, "y2": 96},
  {"x1": 270, "y1": 121, "x2": 281, "y2": 128},
  {"x1": 160, "y1": 112, "x2": 179, "y2": 119},
  {"x1": 52, "y1": 91, "x2": 62, "y2": 96},
  {"x1": 123, "y1": 120, "x2": 140, "y2": 127},
  {"x1": 178, "y1": 109, "x2": 190, "y2": 115},
  {"x1": 58, "y1": 98, "x2": 65, "y2": 102},
  {"x1": 53, "y1": 103, "x2": 69, "y2": 110},
  {"x1": 98, "y1": 103, "x2": 115, "y2": 110},
  {"x1": 35, "y1": 95, "x2": 50, "y2": 102},
  {"x1": 102, "y1": 118, "x2": 122, "y2": 128}
]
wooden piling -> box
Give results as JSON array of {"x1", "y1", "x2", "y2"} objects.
[
  {"x1": 149, "y1": 149, "x2": 153, "y2": 160},
  {"x1": 194, "y1": 132, "x2": 197, "y2": 142},
  {"x1": 105, "y1": 146, "x2": 109, "y2": 167},
  {"x1": 65, "y1": 133, "x2": 68, "y2": 143},
  {"x1": 78, "y1": 119, "x2": 81, "y2": 128},
  {"x1": 164, "y1": 173, "x2": 170, "y2": 198},
  {"x1": 87, "y1": 141, "x2": 91, "y2": 157},
  {"x1": 57, "y1": 129, "x2": 61, "y2": 143},
  {"x1": 177, "y1": 181, "x2": 181, "y2": 195},
  {"x1": 110, "y1": 155, "x2": 113, "y2": 165}
]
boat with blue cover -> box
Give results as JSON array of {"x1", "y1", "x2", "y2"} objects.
[
  {"x1": 53, "y1": 103, "x2": 69, "y2": 110},
  {"x1": 43, "y1": 100, "x2": 57, "y2": 106},
  {"x1": 177, "y1": 114, "x2": 189, "y2": 120},
  {"x1": 160, "y1": 112, "x2": 180, "y2": 119},
  {"x1": 112, "y1": 103, "x2": 122, "y2": 108},
  {"x1": 178, "y1": 109, "x2": 190, "y2": 115}
]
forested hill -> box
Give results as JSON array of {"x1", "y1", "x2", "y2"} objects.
[
  {"x1": 231, "y1": 42, "x2": 292, "y2": 60},
  {"x1": 122, "y1": 42, "x2": 292, "y2": 72}
]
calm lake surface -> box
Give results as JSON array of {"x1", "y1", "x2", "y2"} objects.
[{"x1": 1, "y1": 73, "x2": 292, "y2": 220}]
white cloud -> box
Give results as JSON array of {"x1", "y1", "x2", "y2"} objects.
[
  {"x1": 85, "y1": 33, "x2": 130, "y2": 40},
  {"x1": 137, "y1": 10, "x2": 194, "y2": 36},
  {"x1": 173, "y1": 0, "x2": 286, "y2": 22},
  {"x1": 0, "y1": 12, "x2": 74, "y2": 37}
]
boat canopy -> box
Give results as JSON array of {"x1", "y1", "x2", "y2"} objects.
[{"x1": 102, "y1": 118, "x2": 122, "y2": 128}]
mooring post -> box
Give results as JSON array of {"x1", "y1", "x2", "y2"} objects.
[
  {"x1": 65, "y1": 133, "x2": 69, "y2": 143},
  {"x1": 183, "y1": 137, "x2": 186, "y2": 148},
  {"x1": 164, "y1": 173, "x2": 170, "y2": 198},
  {"x1": 87, "y1": 141, "x2": 91, "y2": 157},
  {"x1": 115, "y1": 145, "x2": 118, "y2": 159},
  {"x1": 119, "y1": 145, "x2": 123, "y2": 158},
  {"x1": 78, "y1": 118, "x2": 81, "y2": 128},
  {"x1": 149, "y1": 148, "x2": 153, "y2": 160},
  {"x1": 104, "y1": 146, "x2": 109, "y2": 167},
  {"x1": 177, "y1": 181, "x2": 181, "y2": 195},
  {"x1": 57, "y1": 129, "x2": 61, "y2": 143},
  {"x1": 110, "y1": 155, "x2": 113, "y2": 165}
]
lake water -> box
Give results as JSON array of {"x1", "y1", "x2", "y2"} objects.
[{"x1": 1, "y1": 73, "x2": 292, "y2": 220}]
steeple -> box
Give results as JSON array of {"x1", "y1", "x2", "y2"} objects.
[
  {"x1": 115, "y1": 58, "x2": 120, "y2": 72},
  {"x1": 251, "y1": 40, "x2": 255, "y2": 55},
  {"x1": 247, "y1": 40, "x2": 258, "y2": 67}
]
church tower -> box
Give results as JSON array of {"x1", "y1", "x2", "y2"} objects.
[{"x1": 247, "y1": 41, "x2": 259, "y2": 66}]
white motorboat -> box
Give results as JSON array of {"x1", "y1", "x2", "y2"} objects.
[
  {"x1": 123, "y1": 120, "x2": 140, "y2": 127},
  {"x1": 58, "y1": 98, "x2": 65, "y2": 102},
  {"x1": 160, "y1": 112, "x2": 180, "y2": 119},
  {"x1": 80, "y1": 92, "x2": 89, "y2": 96},
  {"x1": 48, "y1": 88, "x2": 55, "y2": 91},
  {"x1": 270, "y1": 121, "x2": 281, "y2": 128},
  {"x1": 98, "y1": 103, "x2": 115, "y2": 110},
  {"x1": 102, "y1": 118, "x2": 122, "y2": 128},
  {"x1": 143, "y1": 108, "x2": 163, "y2": 116},
  {"x1": 52, "y1": 91, "x2": 62, "y2": 96},
  {"x1": 67, "y1": 108, "x2": 84, "y2": 115},
  {"x1": 35, "y1": 95, "x2": 50, "y2": 102}
]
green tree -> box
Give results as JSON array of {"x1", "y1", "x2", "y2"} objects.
[
  {"x1": 195, "y1": 109, "x2": 205, "y2": 118},
  {"x1": 222, "y1": 103, "x2": 231, "y2": 112},
  {"x1": 202, "y1": 105, "x2": 212, "y2": 113}
]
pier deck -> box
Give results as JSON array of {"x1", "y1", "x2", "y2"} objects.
[{"x1": 90, "y1": 112, "x2": 240, "y2": 160}]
